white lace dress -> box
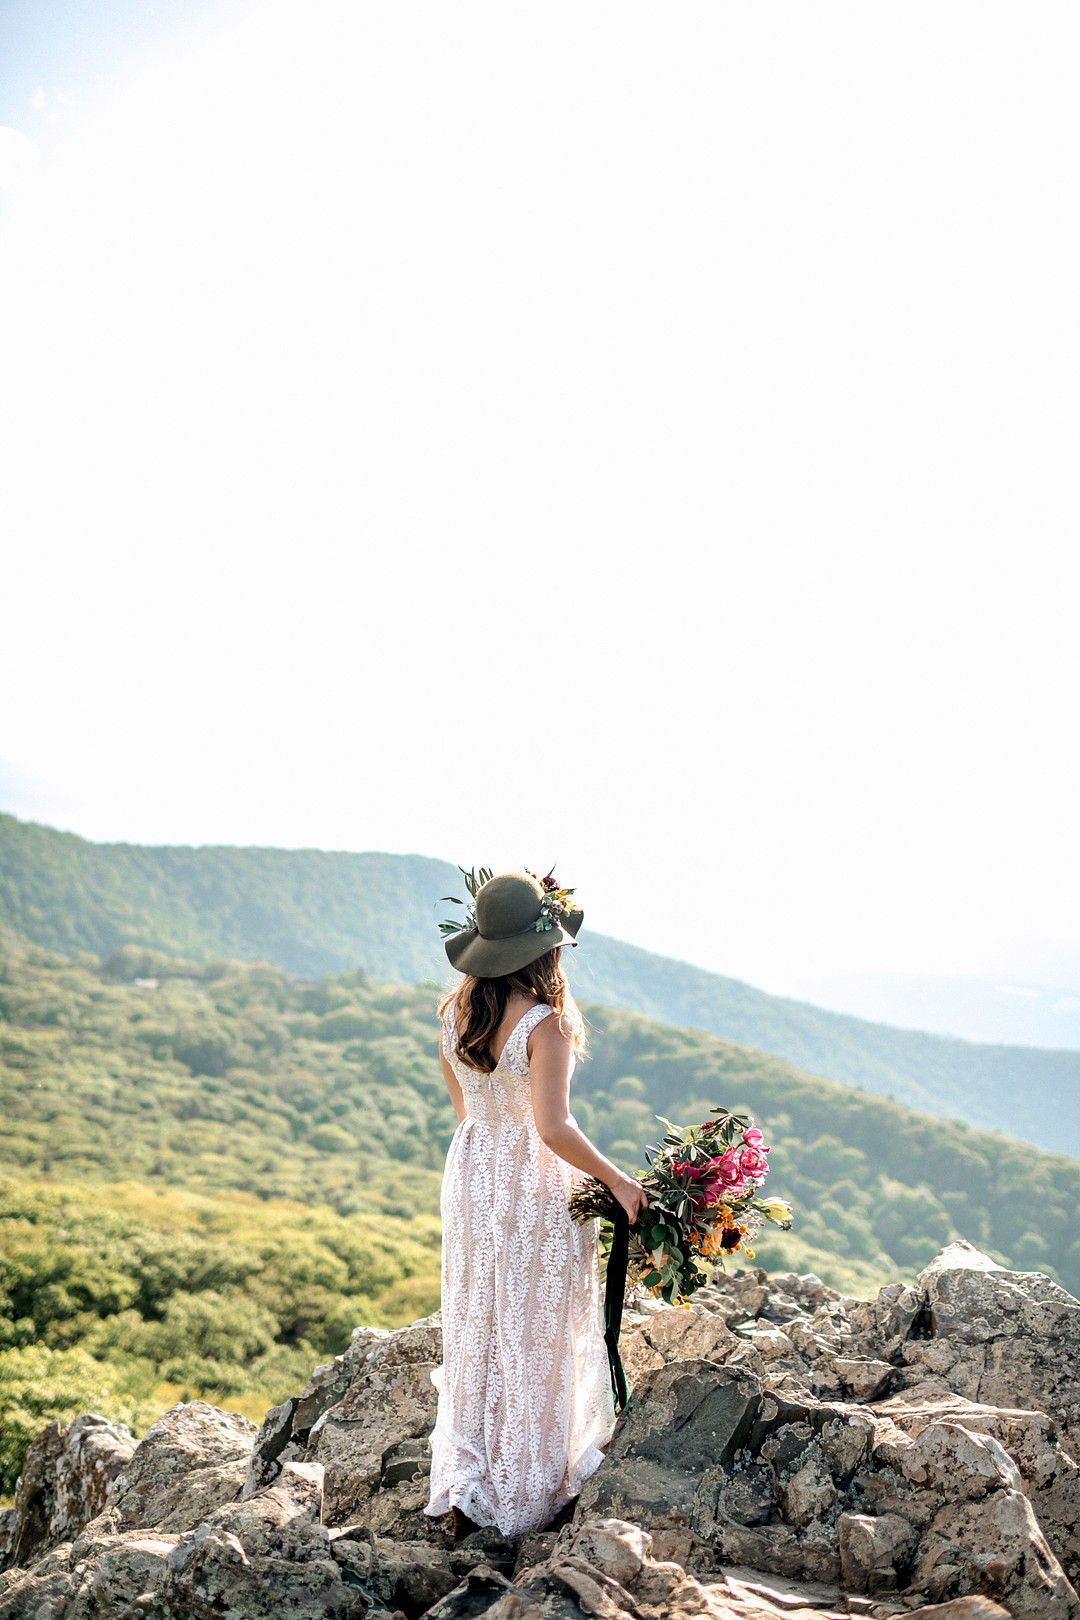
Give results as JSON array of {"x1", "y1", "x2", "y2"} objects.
[{"x1": 425, "y1": 1002, "x2": 614, "y2": 1537}]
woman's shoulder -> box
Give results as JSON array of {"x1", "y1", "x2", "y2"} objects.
[{"x1": 526, "y1": 1003, "x2": 571, "y2": 1047}]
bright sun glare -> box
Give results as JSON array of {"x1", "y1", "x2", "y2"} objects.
[{"x1": 1, "y1": 1, "x2": 1078, "y2": 996}]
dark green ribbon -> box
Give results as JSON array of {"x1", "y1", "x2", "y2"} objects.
[{"x1": 603, "y1": 1206, "x2": 630, "y2": 1412}]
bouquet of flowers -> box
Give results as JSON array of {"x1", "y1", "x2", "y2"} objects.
[{"x1": 569, "y1": 1107, "x2": 793, "y2": 1305}]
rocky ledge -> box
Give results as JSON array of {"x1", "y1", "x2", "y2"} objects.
[{"x1": 2, "y1": 1241, "x2": 1079, "y2": 1620}]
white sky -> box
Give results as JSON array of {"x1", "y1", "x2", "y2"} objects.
[{"x1": 1, "y1": 1, "x2": 1078, "y2": 998}]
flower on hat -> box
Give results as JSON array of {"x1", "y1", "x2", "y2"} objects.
[{"x1": 526, "y1": 866, "x2": 578, "y2": 933}]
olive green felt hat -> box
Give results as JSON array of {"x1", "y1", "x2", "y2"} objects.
[{"x1": 444, "y1": 871, "x2": 583, "y2": 979}]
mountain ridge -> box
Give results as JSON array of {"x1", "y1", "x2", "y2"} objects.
[{"x1": 2, "y1": 810, "x2": 1077, "y2": 1154}]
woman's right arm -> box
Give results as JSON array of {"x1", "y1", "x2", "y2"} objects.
[{"x1": 529, "y1": 1016, "x2": 648, "y2": 1224}]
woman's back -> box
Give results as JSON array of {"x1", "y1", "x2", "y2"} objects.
[{"x1": 442, "y1": 998, "x2": 551, "y2": 1124}]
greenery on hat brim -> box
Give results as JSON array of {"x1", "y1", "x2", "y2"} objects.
[{"x1": 437, "y1": 865, "x2": 495, "y2": 937}]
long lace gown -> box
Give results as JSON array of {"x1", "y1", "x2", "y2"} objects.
[{"x1": 425, "y1": 1002, "x2": 614, "y2": 1537}]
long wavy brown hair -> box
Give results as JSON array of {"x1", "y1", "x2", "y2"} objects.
[{"x1": 439, "y1": 948, "x2": 587, "y2": 1073}]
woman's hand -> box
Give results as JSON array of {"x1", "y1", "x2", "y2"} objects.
[{"x1": 607, "y1": 1171, "x2": 649, "y2": 1226}]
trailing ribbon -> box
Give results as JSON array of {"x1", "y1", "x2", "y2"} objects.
[{"x1": 603, "y1": 1206, "x2": 630, "y2": 1412}]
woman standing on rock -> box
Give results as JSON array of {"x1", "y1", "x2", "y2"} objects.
[{"x1": 425, "y1": 869, "x2": 647, "y2": 1541}]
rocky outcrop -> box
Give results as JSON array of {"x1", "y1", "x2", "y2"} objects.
[
  {"x1": 575, "y1": 1361, "x2": 1076, "y2": 1617},
  {"x1": 105, "y1": 1398, "x2": 258, "y2": 1534},
  {"x1": 4, "y1": 1244, "x2": 1080, "y2": 1620},
  {"x1": 0, "y1": 1414, "x2": 134, "y2": 1572},
  {"x1": 246, "y1": 1316, "x2": 444, "y2": 1538},
  {"x1": 244, "y1": 1324, "x2": 394, "y2": 1495}
]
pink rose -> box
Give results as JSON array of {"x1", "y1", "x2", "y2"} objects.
[
  {"x1": 739, "y1": 1144, "x2": 770, "y2": 1178},
  {"x1": 742, "y1": 1127, "x2": 764, "y2": 1147},
  {"x1": 717, "y1": 1148, "x2": 744, "y2": 1187}
]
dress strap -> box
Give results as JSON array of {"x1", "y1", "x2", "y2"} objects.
[
  {"x1": 521, "y1": 1003, "x2": 553, "y2": 1036},
  {"x1": 500, "y1": 1002, "x2": 552, "y2": 1072}
]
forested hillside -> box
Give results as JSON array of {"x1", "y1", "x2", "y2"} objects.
[
  {"x1": 3, "y1": 812, "x2": 1079, "y2": 1154},
  {"x1": 4, "y1": 935, "x2": 1078, "y2": 1287},
  {"x1": 4, "y1": 932, "x2": 1079, "y2": 1486},
  {"x1": 0, "y1": 812, "x2": 451, "y2": 983}
]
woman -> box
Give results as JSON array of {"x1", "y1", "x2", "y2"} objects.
[{"x1": 425, "y1": 869, "x2": 647, "y2": 1541}]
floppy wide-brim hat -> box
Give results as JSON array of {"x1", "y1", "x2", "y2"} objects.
[{"x1": 444, "y1": 871, "x2": 583, "y2": 978}]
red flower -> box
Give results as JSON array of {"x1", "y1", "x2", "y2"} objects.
[{"x1": 673, "y1": 1156, "x2": 725, "y2": 1211}]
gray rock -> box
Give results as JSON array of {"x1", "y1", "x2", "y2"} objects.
[
  {"x1": 575, "y1": 1359, "x2": 762, "y2": 1527},
  {"x1": 244, "y1": 1324, "x2": 393, "y2": 1497},
  {"x1": 160, "y1": 1525, "x2": 369, "y2": 1619},
  {"x1": 0, "y1": 1566, "x2": 77, "y2": 1618},
  {"x1": 833, "y1": 1359, "x2": 895, "y2": 1403},
  {"x1": 107, "y1": 1400, "x2": 256, "y2": 1533},
  {"x1": 383, "y1": 1438, "x2": 433, "y2": 1489},
  {"x1": 309, "y1": 1318, "x2": 443, "y2": 1531},
  {"x1": 920, "y1": 1244, "x2": 1080, "y2": 1344},
  {"x1": 0, "y1": 1414, "x2": 134, "y2": 1573},
  {"x1": 66, "y1": 1529, "x2": 179, "y2": 1619},
  {"x1": 328, "y1": 1533, "x2": 470, "y2": 1619},
  {"x1": 512, "y1": 1517, "x2": 745, "y2": 1620},
  {"x1": 420, "y1": 1565, "x2": 518, "y2": 1620},
  {"x1": 0, "y1": 1527, "x2": 179, "y2": 1619},
  {"x1": 712, "y1": 1462, "x2": 778, "y2": 1527},
  {"x1": 838, "y1": 1511, "x2": 918, "y2": 1595},
  {"x1": 617, "y1": 1303, "x2": 741, "y2": 1393},
  {"x1": 911, "y1": 1488, "x2": 1079, "y2": 1620}
]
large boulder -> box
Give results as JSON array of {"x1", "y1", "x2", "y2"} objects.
[
  {"x1": 245, "y1": 1317, "x2": 444, "y2": 1537},
  {"x1": 106, "y1": 1399, "x2": 257, "y2": 1533},
  {"x1": 0, "y1": 1414, "x2": 134, "y2": 1573},
  {"x1": 245, "y1": 1324, "x2": 392, "y2": 1495},
  {"x1": 574, "y1": 1359, "x2": 765, "y2": 1549},
  {"x1": 311, "y1": 1318, "x2": 443, "y2": 1532}
]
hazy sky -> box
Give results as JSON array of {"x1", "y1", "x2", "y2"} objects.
[{"x1": 1, "y1": 1, "x2": 1077, "y2": 1000}]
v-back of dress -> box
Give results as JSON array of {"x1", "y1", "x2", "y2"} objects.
[{"x1": 425, "y1": 1002, "x2": 614, "y2": 1537}]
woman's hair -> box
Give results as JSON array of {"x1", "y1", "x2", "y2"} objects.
[{"x1": 439, "y1": 948, "x2": 587, "y2": 1073}]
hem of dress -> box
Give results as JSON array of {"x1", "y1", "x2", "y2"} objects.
[{"x1": 425, "y1": 1432, "x2": 611, "y2": 1538}]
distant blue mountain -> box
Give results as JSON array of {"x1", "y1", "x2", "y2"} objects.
[{"x1": 789, "y1": 972, "x2": 1080, "y2": 1052}]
